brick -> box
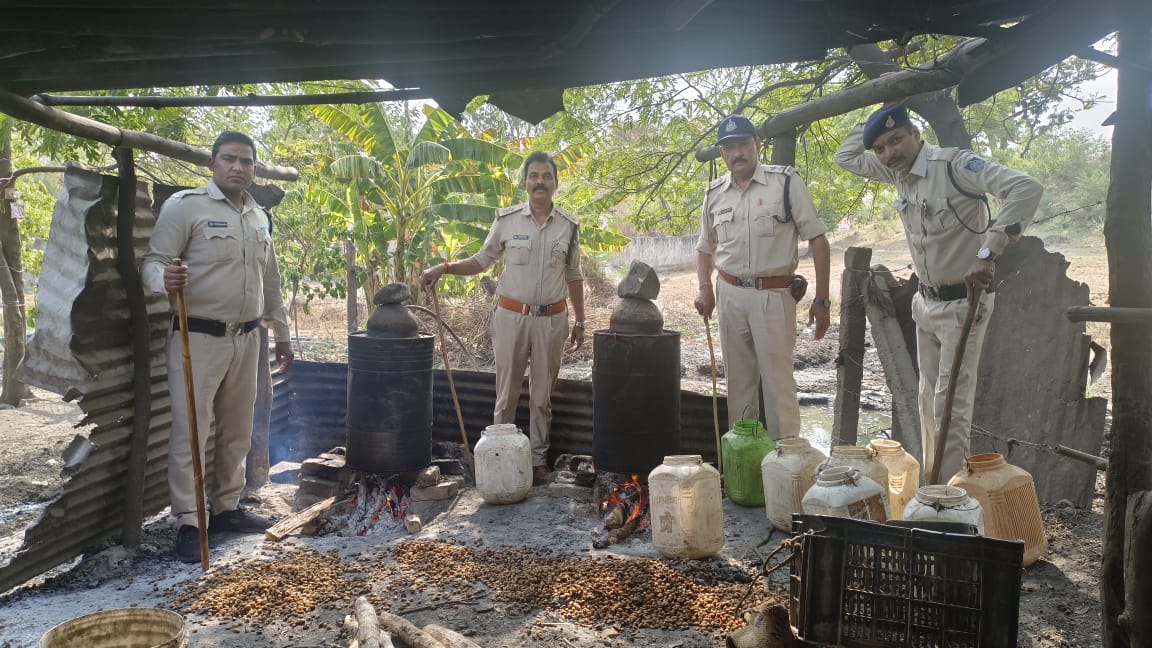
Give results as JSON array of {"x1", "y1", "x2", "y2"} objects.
[{"x1": 269, "y1": 461, "x2": 301, "y2": 485}]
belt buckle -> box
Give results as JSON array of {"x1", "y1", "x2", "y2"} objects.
[
  {"x1": 737, "y1": 277, "x2": 755, "y2": 288},
  {"x1": 528, "y1": 304, "x2": 549, "y2": 316},
  {"x1": 226, "y1": 322, "x2": 243, "y2": 335},
  {"x1": 920, "y1": 284, "x2": 939, "y2": 300}
]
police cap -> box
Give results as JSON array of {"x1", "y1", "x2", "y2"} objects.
[
  {"x1": 863, "y1": 104, "x2": 913, "y2": 149},
  {"x1": 716, "y1": 115, "x2": 757, "y2": 145}
]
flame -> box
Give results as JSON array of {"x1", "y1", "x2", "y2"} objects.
[{"x1": 600, "y1": 474, "x2": 648, "y2": 526}]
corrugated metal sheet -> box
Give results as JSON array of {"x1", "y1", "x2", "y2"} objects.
[
  {"x1": 3, "y1": 166, "x2": 174, "y2": 594},
  {"x1": 277, "y1": 361, "x2": 728, "y2": 467}
]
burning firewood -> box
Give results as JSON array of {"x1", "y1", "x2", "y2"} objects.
[
  {"x1": 595, "y1": 473, "x2": 649, "y2": 548},
  {"x1": 264, "y1": 496, "x2": 336, "y2": 541}
]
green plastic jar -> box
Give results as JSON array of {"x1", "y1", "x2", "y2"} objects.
[{"x1": 721, "y1": 419, "x2": 776, "y2": 506}]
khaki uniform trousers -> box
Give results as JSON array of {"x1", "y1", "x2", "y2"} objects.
[
  {"x1": 912, "y1": 291, "x2": 995, "y2": 482},
  {"x1": 166, "y1": 326, "x2": 262, "y2": 528},
  {"x1": 717, "y1": 281, "x2": 800, "y2": 438},
  {"x1": 490, "y1": 307, "x2": 568, "y2": 466}
]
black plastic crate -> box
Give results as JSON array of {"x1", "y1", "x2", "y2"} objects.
[{"x1": 789, "y1": 514, "x2": 1024, "y2": 648}]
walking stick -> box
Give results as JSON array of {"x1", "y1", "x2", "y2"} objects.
[
  {"x1": 173, "y1": 259, "x2": 210, "y2": 572},
  {"x1": 703, "y1": 315, "x2": 723, "y2": 476},
  {"x1": 430, "y1": 285, "x2": 475, "y2": 476},
  {"x1": 929, "y1": 293, "x2": 981, "y2": 485}
]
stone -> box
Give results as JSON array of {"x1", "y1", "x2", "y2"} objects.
[
  {"x1": 404, "y1": 514, "x2": 423, "y2": 533},
  {"x1": 374, "y1": 282, "x2": 412, "y2": 305},
  {"x1": 269, "y1": 461, "x2": 301, "y2": 485},
  {"x1": 617, "y1": 260, "x2": 660, "y2": 300},
  {"x1": 609, "y1": 297, "x2": 663, "y2": 335},
  {"x1": 433, "y1": 458, "x2": 465, "y2": 476},
  {"x1": 546, "y1": 480, "x2": 592, "y2": 501},
  {"x1": 302, "y1": 455, "x2": 345, "y2": 479},
  {"x1": 365, "y1": 303, "x2": 419, "y2": 338}
]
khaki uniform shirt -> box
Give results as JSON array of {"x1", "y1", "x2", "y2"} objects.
[
  {"x1": 468, "y1": 202, "x2": 583, "y2": 305},
  {"x1": 142, "y1": 180, "x2": 291, "y2": 341},
  {"x1": 835, "y1": 123, "x2": 1044, "y2": 288},
  {"x1": 696, "y1": 165, "x2": 827, "y2": 277}
]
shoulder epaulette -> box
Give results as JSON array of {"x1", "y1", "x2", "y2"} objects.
[
  {"x1": 495, "y1": 204, "x2": 524, "y2": 218},
  {"x1": 555, "y1": 207, "x2": 580, "y2": 226},
  {"x1": 169, "y1": 187, "x2": 208, "y2": 199},
  {"x1": 762, "y1": 164, "x2": 794, "y2": 175},
  {"x1": 927, "y1": 147, "x2": 962, "y2": 162},
  {"x1": 707, "y1": 176, "x2": 727, "y2": 191}
]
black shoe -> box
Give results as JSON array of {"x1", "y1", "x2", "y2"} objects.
[
  {"x1": 209, "y1": 507, "x2": 274, "y2": 533},
  {"x1": 174, "y1": 525, "x2": 202, "y2": 564}
]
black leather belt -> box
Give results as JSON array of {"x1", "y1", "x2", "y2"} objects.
[
  {"x1": 918, "y1": 282, "x2": 993, "y2": 302},
  {"x1": 173, "y1": 316, "x2": 261, "y2": 336}
]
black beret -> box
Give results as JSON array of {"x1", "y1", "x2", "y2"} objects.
[{"x1": 863, "y1": 104, "x2": 912, "y2": 149}]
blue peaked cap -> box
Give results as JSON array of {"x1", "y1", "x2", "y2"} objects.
[
  {"x1": 863, "y1": 104, "x2": 913, "y2": 149},
  {"x1": 716, "y1": 115, "x2": 756, "y2": 144}
]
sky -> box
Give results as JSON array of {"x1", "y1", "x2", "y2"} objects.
[{"x1": 1067, "y1": 68, "x2": 1117, "y2": 139}]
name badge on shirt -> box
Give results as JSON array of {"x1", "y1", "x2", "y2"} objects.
[
  {"x1": 513, "y1": 234, "x2": 530, "y2": 240},
  {"x1": 716, "y1": 208, "x2": 733, "y2": 215},
  {"x1": 207, "y1": 220, "x2": 230, "y2": 228}
]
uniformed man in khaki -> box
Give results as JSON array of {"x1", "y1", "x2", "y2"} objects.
[
  {"x1": 143, "y1": 131, "x2": 294, "y2": 563},
  {"x1": 421, "y1": 151, "x2": 585, "y2": 485},
  {"x1": 695, "y1": 115, "x2": 831, "y2": 439},
  {"x1": 834, "y1": 103, "x2": 1043, "y2": 481}
]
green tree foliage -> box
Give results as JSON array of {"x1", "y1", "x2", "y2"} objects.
[{"x1": 542, "y1": 37, "x2": 1111, "y2": 236}]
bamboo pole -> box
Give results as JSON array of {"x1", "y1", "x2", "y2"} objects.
[{"x1": 174, "y1": 262, "x2": 210, "y2": 572}]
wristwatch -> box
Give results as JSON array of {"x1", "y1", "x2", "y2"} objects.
[
  {"x1": 573, "y1": 321, "x2": 586, "y2": 329},
  {"x1": 812, "y1": 298, "x2": 831, "y2": 309},
  {"x1": 977, "y1": 247, "x2": 996, "y2": 261}
]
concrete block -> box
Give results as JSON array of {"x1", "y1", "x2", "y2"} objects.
[
  {"x1": 299, "y1": 474, "x2": 340, "y2": 498},
  {"x1": 415, "y1": 465, "x2": 441, "y2": 488},
  {"x1": 410, "y1": 480, "x2": 459, "y2": 501}
]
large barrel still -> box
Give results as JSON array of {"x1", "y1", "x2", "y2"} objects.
[
  {"x1": 345, "y1": 284, "x2": 434, "y2": 474},
  {"x1": 592, "y1": 261, "x2": 682, "y2": 478}
]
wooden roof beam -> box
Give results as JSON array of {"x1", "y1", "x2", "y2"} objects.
[
  {"x1": 0, "y1": 88, "x2": 299, "y2": 181},
  {"x1": 956, "y1": 0, "x2": 1119, "y2": 106}
]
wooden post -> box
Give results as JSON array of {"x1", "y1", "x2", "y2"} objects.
[
  {"x1": 113, "y1": 148, "x2": 152, "y2": 548},
  {"x1": 346, "y1": 238, "x2": 358, "y2": 333},
  {"x1": 1102, "y1": 7, "x2": 1152, "y2": 647},
  {"x1": 0, "y1": 140, "x2": 28, "y2": 406},
  {"x1": 863, "y1": 265, "x2": 922, "y2": 460},
  {"x1": 833, "y1": 247, "x2": 871, "y2": 447},
  {"x1": 246, "y1": 324, "x2": 272, "y2": 487}
]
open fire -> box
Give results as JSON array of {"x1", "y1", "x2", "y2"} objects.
[{"x1": 594, "y1": 473, "x2": 650, "y2": 549}]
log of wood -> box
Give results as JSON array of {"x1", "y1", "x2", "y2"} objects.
[
  {"x1": 423, "y1": 624, "x2": 483, "y2": 648},
  {"x1": 354, "y1": 596, "x2": 394, "y2": 648},
  {"x1": 264, "y1": 496, "x2": 336, "y2": 541},
  {"x1": 376, "y1": 610, "x2": 447, "y2": 648}
]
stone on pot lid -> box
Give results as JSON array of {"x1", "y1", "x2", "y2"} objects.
[
  {"x1": 617, "y1": 260, "x2": 660, "y2": 300},
  {"x1": 374, "y1": 283, "x2": 412, "y2": 305}
]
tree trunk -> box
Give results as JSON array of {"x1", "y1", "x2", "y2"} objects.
[
  {"x1": 847, "y1": 44, "x2": 973, "y2": 149},
  {"x1": 346, "y1": 238, "x2": 358, "y2": 333},
  {"x1": 0, "y1": 140, "x2": 28, "y2": 407},
  {"x1": 1101, "y1": 8, "x2": 1152, "y2": 647}
]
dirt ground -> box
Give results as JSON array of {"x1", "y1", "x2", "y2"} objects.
[{"x1": 0, "y1": 227, "x2": 1110, "y2": 647}]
